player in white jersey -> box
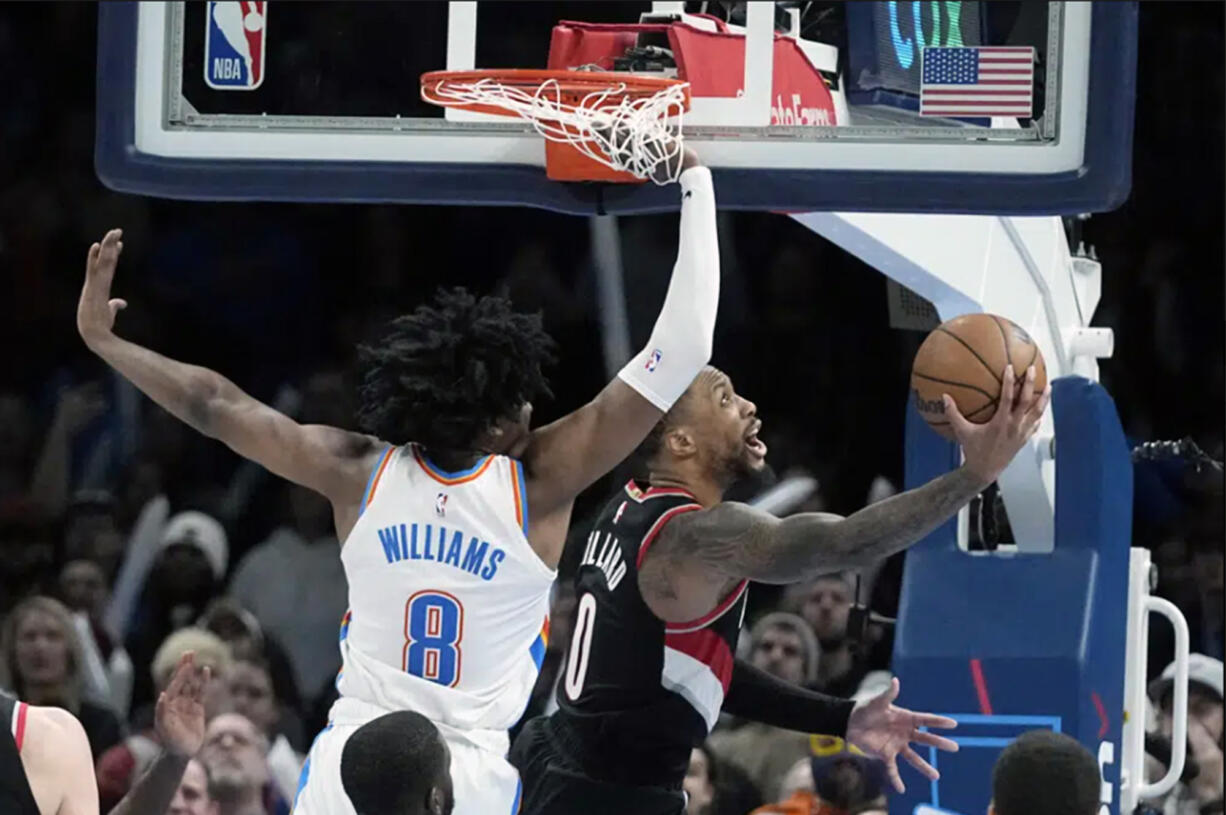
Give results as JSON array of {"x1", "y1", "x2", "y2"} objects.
[{"x1": 77, "y1": 148, "x2": 721, "y2": 815}]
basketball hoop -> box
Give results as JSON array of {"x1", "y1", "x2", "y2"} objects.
[{"x1": 420, "y1": 69, "x2": 690, "y2": 184}]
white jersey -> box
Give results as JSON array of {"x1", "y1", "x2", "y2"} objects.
[{"x1": 333, "y1": 443, "x2": 555, "y2": 742}]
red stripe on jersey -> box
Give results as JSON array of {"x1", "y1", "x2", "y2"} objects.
[
  {"x1": 664, "y1": 628, "x2": 735, "y2": 692},
  {"x1": 665, "y1": 580, "x2": 748, "y2": 634},
  {"x1": 13, "y1": 702, "x2": 28, "y2": 751},
  {"x1": 624, "y1": 479, "x2": 699, "y2": 502},
  {"x1": 636, "y1": 504, "x2": 703, "y2": 568}
]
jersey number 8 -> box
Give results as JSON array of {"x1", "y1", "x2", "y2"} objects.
[{"x1": 403, "y1": 590, "x2": 464, "y2": 687}]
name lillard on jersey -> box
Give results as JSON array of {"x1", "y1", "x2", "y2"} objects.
[
  {"x1": 579, "y1": 529, "x2": 627, "y2": 591},
  {"x1": 376, "y1": 522, "x2": 506, "y2": 581}
]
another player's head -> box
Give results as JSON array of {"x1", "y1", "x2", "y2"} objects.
[
  {"x1": 356, "y1": 287, "x2": 556, "y2": 459},
  {"x1": 341, "y1": 710, "x2": 454, "y2": 815},
  {"x1": 988, "y1": 730, "x2": 1100, "y2": 815},
  {"x1": 638, "y1": 366, "x2": 767, "y2": 488}
]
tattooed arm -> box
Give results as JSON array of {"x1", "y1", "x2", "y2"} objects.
[{"x1": 654, "y1": 466, "x2": 988, "y2": 583}]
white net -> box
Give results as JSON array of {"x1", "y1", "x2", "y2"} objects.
[{"x1": 424, "y1": 75, "x2": 689, "y2": 184}]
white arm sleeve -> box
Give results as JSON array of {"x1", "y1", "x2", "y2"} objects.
[{"x1": 617, "y1": 166, "x2": 719, "y2": 411}]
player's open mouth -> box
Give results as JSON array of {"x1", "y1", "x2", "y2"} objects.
[{"x1": 745, "y1": 422, "x2": 767, "y2": 458}]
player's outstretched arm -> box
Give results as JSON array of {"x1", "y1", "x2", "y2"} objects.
[
  {"x1": 653, "y1": 367, "x2": 1051, "y2": 584},
  {"x1": 78, "y1": 230, "x2": 378, "y2": 509},
  {"x1": 523, "y1": 150, "x2": 719, "y2": 517}
]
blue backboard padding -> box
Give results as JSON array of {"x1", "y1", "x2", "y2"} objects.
[
  {"x1": 95, "y1": 2, "x2": 1136, "y2": 214},
  {"x1": 891, "y1": 378, "x2": 1132, "y2": 814}
]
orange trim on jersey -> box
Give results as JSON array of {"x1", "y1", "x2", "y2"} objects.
[
  {"x1": 13, "y1": 701, "x2": 28, "y2": 751},
  {"x1": 363, "y1": 447, "x2": 396, "y2": 509},
  {"x1": 412, "y1": 446, "x2": 495, "y2": 486},
  {"x1": 511, "y1": 461, "x2": 527, "y2": 533}
]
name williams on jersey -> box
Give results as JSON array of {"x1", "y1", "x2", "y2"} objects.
[{"x1": 375, "y1": 523, "x2": 506, "y2": 581}]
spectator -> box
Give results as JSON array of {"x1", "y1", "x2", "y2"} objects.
[
  {"x1": 751, "y1": 739, "x2": 889, "y2": 815},
  {"x1": 685, "y1": 746, "x2": 717, "y2": 815},
  {"x1": 127, "y1": 511, "x2": 229, "y2": 713},
  {"x1": 226, "y1": 654, "x2": 304, "y2": 805},
  {"x1": 62, "y1": 489, "x2": 126, "y2": 579},
  {"x1": 1146, "y1": 653, "x2": 1224, "y2": 814},
  {"x1": 710, "y1": 612, "x2": 820, "y2": 801},
  {"x1": 168, "y1": 759, "x2": 221, "y2": 815},
  {"x1": 199, "y1": 597, "x2": 301, "y2": 717},
  {"x1": 97, "y1": 627, "x2": 233, "y2": 812},
  {"x1": 989, "y1": 730, "x2": 1100, "y2": 815},
  {"x1": 0, "y1": 510, "x2": 56, "y2": 613},
  {"x1": 230, "y1": 483, "x2": 347, "y2": 709},
  {"x1": 0, "y1": 594, "x2": 123, "y2": 758},
  {"x1": 199, "y1": 712, "x2": 281, "y2": 815},
  {"x1": 58, "y1": 557, "x2": 134, "y2": 716},
  {"x1": 785, "y1": 573, "x2": 868, "y2": 697}
]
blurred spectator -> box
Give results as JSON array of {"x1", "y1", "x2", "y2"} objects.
[
  {"x1": 199, "y1": 712, "x2": 285, "y2": 815},
  {"x1": 710, "y1": 612, "x2": 819, "y2": 801},
  {"x1": 784, "y1": 573, "x2": 868, "y2": 698},
  {"x1": 127, "y1": 511, "x2": 229, "y2": 713},
  {"x1": 169, "y1": 758, "x2": 221, "y2": 815},
  {"x1": 226, "y1": 654, "x2": 305, "y2": 805},
  {"x1": 97, "y1": 627, "x2": 233, "y2": 812},
  {"x1": 989, "y1": 730, "x2": 1100, "y2": 815},
  {"x1": 687, "y1": 742, "x2": 763, "y2": 815},
  {"x1": 0, "y1": 594, "x2": 123, "y2": 758},
  {"x1": 750, "y1": 740, "x2": 889, "y2": 815},
  {"x1": 0, "y1": 510, "x2": 56, "y2": 612},
  {"x1": 230, "y1": 483, "x2": 346, "y2": 708},
  {"x1": 1146, "y1": 653, "x2": 1224, "y2": 814},
  {"x1": 62, "y1": 489, "x2": 126, "y2": 579},
  {"x1": 199, "y1": 597, "x2": 302, "y2": 716},
  {"x1": 58, "y1": 557, "x2": 134, "y2": 716}
]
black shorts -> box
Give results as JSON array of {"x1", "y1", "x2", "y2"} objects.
[{"x1": 509, "y1": 716, "x2": 686, "y2": 815}]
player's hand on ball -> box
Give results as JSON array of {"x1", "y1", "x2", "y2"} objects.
[
  {"x1": 77, "y1": 228, "x2": 128, "y2": 348},
  {"x1": 945, "y1": 364, "x2": 1051, "y2": 484},
  {"x1": 845, "y1": 677, "x2": 958, "y2": 794}
]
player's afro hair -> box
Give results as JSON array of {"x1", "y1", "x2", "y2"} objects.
[{"x1": 356, "y1": 287, "x2": 555, "y2": 452}]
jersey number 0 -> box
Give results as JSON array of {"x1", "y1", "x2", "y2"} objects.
[{"x1": 403, "y1": 590, "x2": 464, "y2": 687}]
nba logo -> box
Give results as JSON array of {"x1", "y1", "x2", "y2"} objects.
[
  {"x1": 205, "y1": 1, "x2": 267, "y2": 90},
  {"x1": 645, "y1": 349, "x2": 662, "y2": 372},
  {"x1": 435, "y1": 493, "x2": 448, "y2": 517}
]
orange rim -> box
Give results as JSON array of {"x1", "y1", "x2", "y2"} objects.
[{"x1": 420, "y1": 69, "x2": 689, "y2": 117}]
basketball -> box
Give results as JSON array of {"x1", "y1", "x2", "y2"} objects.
[{"x1": 911, "y1": 314, "x2": 1048, "y2": 440}]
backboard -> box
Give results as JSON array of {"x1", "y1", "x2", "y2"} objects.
[{"x1": 95, "y1": 2, "x2": 1137, "y2": 214}]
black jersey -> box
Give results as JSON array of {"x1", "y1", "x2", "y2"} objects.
[
  {"x1": 555, "y1": 480, "x2": 748, "y2": 785},
  {"x1": 0, "y1": 692, "x2": 39, "y2": 815}
]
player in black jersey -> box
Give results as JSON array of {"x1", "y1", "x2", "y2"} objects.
[{"x1": 511, "y1": 363, "x2": 1049, "y2": 814}]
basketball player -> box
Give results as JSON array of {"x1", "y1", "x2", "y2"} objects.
[
  {"x1": 512, "y1": 364, "x2": 1049, "y2": 814},
  {"x1": 0, "y1": 651, "x2": 207, "y2": 815},
  {"x1": 77, "y1": 150, "x2": 720, "y2": 815},
  {"x1": 340, "y1": 711, "x2": 453, "y2": 815}
]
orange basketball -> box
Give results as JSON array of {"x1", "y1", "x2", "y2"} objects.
[{"x1": 911, "y1": 314, "x2": 1047, "y2": 440}]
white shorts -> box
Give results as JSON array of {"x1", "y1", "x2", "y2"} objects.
[{"x1": 292, "y1": 720, "x2": 524, "y2": 815}]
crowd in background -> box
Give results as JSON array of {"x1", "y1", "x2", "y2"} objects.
[{"x1": 0, "y1": 3, "x2": 1221, "y2": 815}]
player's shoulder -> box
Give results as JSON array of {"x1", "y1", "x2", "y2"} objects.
[
  {"x1": 601, "y1": 480, "x2": 702, "y2": 529},
  {"x1": 18, "y1": 704, "x2": 89, "y2": 766}
]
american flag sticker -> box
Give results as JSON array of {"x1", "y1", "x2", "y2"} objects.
[{"x1": 919, "y1": 46, "x2": 1035, "y2": 118}]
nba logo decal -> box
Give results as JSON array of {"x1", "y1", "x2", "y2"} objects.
[
  {"x1": 205, "y1": 2, "x2": 267, "y2": 90},
  {"x1": 435, "y1": 493, "x2": 448, "y2": 517},
  {"x1": 645, "y1": 349, "x2": 662, "y2": 372}
]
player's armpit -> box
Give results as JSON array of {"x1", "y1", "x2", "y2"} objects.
[{"x1": 654, "y1": 466, "x2": 989, "y2": 584}]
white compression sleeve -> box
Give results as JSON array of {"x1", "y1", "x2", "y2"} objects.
[{"x1": 617, "y1": 166, "x2": 719, "y2": 411}]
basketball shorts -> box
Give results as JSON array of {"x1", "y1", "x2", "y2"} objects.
[
  {"x1": 509, "y1": 716, "x2": 686, "y2": 815},
  {"x1": 292, "y1": 718, "x2": 524, "y2": 815}
]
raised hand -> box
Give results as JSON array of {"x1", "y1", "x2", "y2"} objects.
[
  {"x1": 77, "y1": 228, "x2": 128, "y2": 349},
  {"x1": 844, "y1": 678, "x2": 959, "y2": 794},
  {"x1": 945, "y1": 364, "x2": 1051, "y2": 483},
  {"x1": 155, "y1": 651, "x2": 210, "y2": 758}
]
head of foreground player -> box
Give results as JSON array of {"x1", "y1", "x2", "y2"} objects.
[
  {"x1": 356, "y1": 287, "x2": 556, "y2": 467},
  {"x1": 637, "y1": 366, "x2": 766, "y2": 504},
  {"x1": 341, "y1": 711, "x2": 455, "y2": 815},
  {"x1": 988, "y1": 730, "x2": 1100, "y2": 815}
]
